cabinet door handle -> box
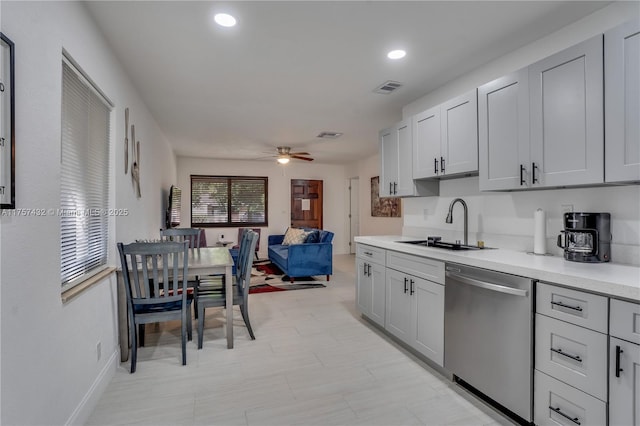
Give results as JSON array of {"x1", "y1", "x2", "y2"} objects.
[
  {"x1": 363, "y1": 263, "x2": 368, "y2": 276},
  {"x1": 551, "y1": 300, "x2": 583, "y2": 312},
  {"x1": 549, "y1": 406, "x2": 581, "y2": 425},
  {"x1": 410, "y1": 279, "x2": 415, "y2": 295},
  {"x1": 393, "y1": 182, "x2": 397, "y2": 194},
  {"x1": 367, "y1": 263, "x2": 371, "y2": 277},
  {"x1": 615, "y1": 345, "x2": 624, "y2": 377},
  {"x1": 440, "y1": 157, "x2": 445, "y2": 174},
  {"x1": 389, "y1": 182, "x2": 393, "y2": 195},
  {"x1": 403, "y1": 277, "x2": 408, "y2": 294},
  {"x1": 520, "y1": 164, "x2": 526, "y2": 186},
  {"x1": 434, "y1": 158, "x2": 438, "y2": 174},
  {"x1": 550, "y1": 347, "x2": 582, "y2": 363},
  {"x1": 532, "y1": 162, "x2": 539, "y2": 184}
]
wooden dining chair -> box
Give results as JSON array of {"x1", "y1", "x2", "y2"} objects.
[
  {"x1": 160, "y1": 227, "x2": 202, "y2": 248},
  {"x1": 231, "y1": 227, "x2": 261, "y2": 260},
  {"x1": 117, "y1": 241, "x2": 192, "y2": 373},
  {"x1": 196, "y1": 229, "x2": 259, "y2": 349},
  {"x1": 160, "y1": 227, "x2": 202, "y2": 317}
]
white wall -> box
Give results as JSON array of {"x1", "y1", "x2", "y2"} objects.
[
  {"x1": 400, "y1": 2, "x2": 640, "y2": 266},
  {"x1": 349, "y1": 154, "x2": 404, "y2": 237},
  {"x1": 0, "y1": 2, "x2": 176, "y2": 424},
  {"x1": 176, "y1": 157, "x2": 350, "y2": 256}
]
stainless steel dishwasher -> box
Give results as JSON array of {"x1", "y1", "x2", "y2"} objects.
[{"x1": 444, "y1": 263, "x2": 534, "y2": 424}]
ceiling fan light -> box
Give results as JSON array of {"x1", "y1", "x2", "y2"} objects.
[{"x1": 277, "y1": 157, "x2": 290, "y2": 164}]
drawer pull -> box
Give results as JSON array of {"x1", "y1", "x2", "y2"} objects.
[
  {"x1": 363, "y1": 251, "x2": 373, "y2": 256},
  {"x1": 551, "y1": 300, "x2": 583, "y2": 312},
  {"x1": 550, "y1": 347, "x2": 582, "y2": 363},
  {"x1": 615, "y1": 345, "x2": 624, "y2": 378},
  {"x1": 549, "y1": 406, "x2": 581, "y2": 425}
]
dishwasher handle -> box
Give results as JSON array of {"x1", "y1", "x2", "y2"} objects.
[{"x1": 446, "y1": 271, "x2": 529, "y2": 297}]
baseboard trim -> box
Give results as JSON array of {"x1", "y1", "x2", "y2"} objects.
[{"x1": 65, "y1": 348, "x2": 119, "y2": 426}]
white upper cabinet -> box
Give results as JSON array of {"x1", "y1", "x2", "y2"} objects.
[
  {"x1": 605, "y1": 18, "x2": 640, "y2": 183},
  {"x1": 529, "y1": 35, "x2": 604, "y2": 187},
  {"x1": 412, "y1": 90, "x2": 478, "y2": 179},
  {"x1": 440, "y1": 90, "x2": 479, "y2": 176},
  {"x1": 478, "y1": 69, "x2": 530, "y2": 190},
  {"x1": 413, "y1": 106, "x2": 440, "y2": 179},
  {"x1": 396, "y1": 120, "x2": 415, "y2": 196},
  {"x1": 379, "y1": 126, "x2": 398, "y2": 197},
  {"x1": 380, "y1": 120, "x2": 439, "y2": 198}
]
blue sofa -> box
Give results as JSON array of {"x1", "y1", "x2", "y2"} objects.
[{"x1": 268, "y1": 229, "x2": 334, "y2": 282}]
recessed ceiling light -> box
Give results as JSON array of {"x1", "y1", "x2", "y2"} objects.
[
  {"x1": 387, "y1": 49, "x2": 406, "y2": 60},
  {"x1": 214, "y1": 13, "x2": 237, "y2": 27}
]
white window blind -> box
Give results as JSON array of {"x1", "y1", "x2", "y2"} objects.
[
  {"x1": 191, "y1": 176, "x2": 268, "y2": 227},
  {"x1": 60, "y1": 58, "x2": 111, "y2": 289}
]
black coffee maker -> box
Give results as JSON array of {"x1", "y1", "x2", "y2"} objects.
[{"x1": 557, "y1": 212, "x2": 611, "y2": 263}]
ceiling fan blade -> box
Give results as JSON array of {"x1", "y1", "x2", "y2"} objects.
[
  {"x1": 288, "y1": 151, "x2": 310, "y2": 156},
  {"x1": 291, "y1": 155, "x2": 314, "y2": 161}
]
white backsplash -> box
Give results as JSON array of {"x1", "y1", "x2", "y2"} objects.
[{"x1": 402, "y1": 177, "x2": 640, "y2": 266}]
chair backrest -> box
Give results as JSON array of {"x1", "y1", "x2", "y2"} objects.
[
  {"x1": 160, "y1": 228, "x2": 201, "y2": 248},
  {"x1": 236, "y1": 227, "x2": 261, "y2": 252},
  {"x1": 236, "y1": 230, "x2": 258, "y2": 295},
  {"x1": 117, "y1": 241, "x2": 190, "y2": 307}
]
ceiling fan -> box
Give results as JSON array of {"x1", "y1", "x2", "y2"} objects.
[{"x1": 273, "y1": 146, "x2": 314, "y2": 164}]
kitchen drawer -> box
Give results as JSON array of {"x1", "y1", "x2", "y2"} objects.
[
  {"x1": 386, "y1": 250, "x2": 444, "y2": 284},
  {"x1": 610, "y1": 299, "x2": 640, "y2": 344},
  {"x1": 537, "y1": 282, "x2": 608, "y2": 333},
  {"x1": 534, "y1": 370, "x2": 606, "y2": 426},
  {"x1": 535, "y1": 314, "x2": 607, "y2": 401},
  {"x1": 356, "y1": 244, "x2": 386, "y2": 266}
]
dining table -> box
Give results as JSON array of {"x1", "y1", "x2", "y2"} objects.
[{"x1": 116, "y1": 246, "x2": 235, "y2": 362}]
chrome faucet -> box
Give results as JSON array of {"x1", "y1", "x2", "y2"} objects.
[{"x1": 446, "y1": 198, "x2": 468, "y2": 246}]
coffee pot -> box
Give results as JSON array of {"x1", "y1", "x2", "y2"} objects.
[{"x1": 557, "y1": 212, "x2": 611, "y2": 263}]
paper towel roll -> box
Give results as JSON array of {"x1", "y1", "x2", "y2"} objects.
[{"x1": 534, "y1": 208, "x2": 546, "y2": 255}]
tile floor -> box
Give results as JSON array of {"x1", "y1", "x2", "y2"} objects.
[{"x1": 87, "y1": 254, "x2": 514, "y2": 425}]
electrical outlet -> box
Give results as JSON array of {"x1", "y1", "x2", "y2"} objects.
[
  {"x1": 561, "y1": 204, "x2": 574, "y2": 214},
  {"x1": 96, "y1": 341, "x2": 101, "y2": 361}
]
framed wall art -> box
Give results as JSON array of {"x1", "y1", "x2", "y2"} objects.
[
  {"x1": 0, "y1": 32, "x2": 15, "y2": 209},
  {"x1": 371, "y1": 176, "x2": 401, "y2": 217}
]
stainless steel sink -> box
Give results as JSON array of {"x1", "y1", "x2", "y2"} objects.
[{"x1": 397, "y1": 240, "x2": 494, "y2": 250}]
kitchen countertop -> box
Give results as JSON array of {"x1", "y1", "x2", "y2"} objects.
[{"x1": 355, "y1": 235, "x2": 640, "y2": 302}]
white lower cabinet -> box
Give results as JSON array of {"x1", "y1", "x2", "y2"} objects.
[
  {"x1": 385, "y1": 252, "x2": 444, "y2": 366},
  {"x1": 535, "y1": 314, "x2": 607, "y2": 401},
  {"x1": 609, "y1": 299, "x2": 640, "y2": 426},
  {"x1": 355, "y1": 244, "x2": 386, "y2": 327},
  {"x1": 385, "y1": 269, "x2": 414, "y2": 342},
  {"x1": 534, "y1": 283, "x2": 608, "y2": 425},
  {"x1": 534, "y1": 370, "x2": 606, "y2": 426}
]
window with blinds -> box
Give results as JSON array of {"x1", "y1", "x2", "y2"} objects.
[
  {"x1": 60, "y1": 57, "x2": 112, "y2": 290},
  {"x1": 191, "y1": 175, "x2": 268, "y2": 227}
]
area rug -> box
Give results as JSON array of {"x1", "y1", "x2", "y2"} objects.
[{"x1": 249, "y1": 260, "x2": 326, "y2": 294}]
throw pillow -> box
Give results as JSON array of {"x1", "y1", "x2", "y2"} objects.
[
  {"x1": 305, "y1": 230, "x2": 320, "y2": 243},
  {"x1": 282, "y1": 227, "x2": 309, "y2": 245}
]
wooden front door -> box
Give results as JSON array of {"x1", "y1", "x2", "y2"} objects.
[{"x1": 291, "y1": 179, "x2": 323, "y2": 229}]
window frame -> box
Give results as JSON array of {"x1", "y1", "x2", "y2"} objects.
[
  {"x1": 190, "y1": 175, "x2": 268, "y2": 228},
  {"x1": 60, "y1": 52, "x2": 113, "y2": 293}
]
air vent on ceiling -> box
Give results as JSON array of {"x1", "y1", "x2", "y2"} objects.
[
  {"x1": 374, "y1": 80, "x2": 403, "y2": 94},
  {"x1": 317, "y1": 131, "x2": 343, "y2": 139}
]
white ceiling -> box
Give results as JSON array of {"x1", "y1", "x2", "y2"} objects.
[{"x1": 84, "y1": 1, "x2": 609, "y2": 164}]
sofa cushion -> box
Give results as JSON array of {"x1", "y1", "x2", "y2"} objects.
[
  {"x1": 319, "y1": 230, "x2": 334, "y2": 243},
  {"x1": 282, "y1": 227, "x2": 309, "y2": 245},
  {"x1": 268, "y1": 244, "x2": 289, "y2": 268},
  {"x1": 305, "y1": 230, "x2": 320, "y2": 243}
]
